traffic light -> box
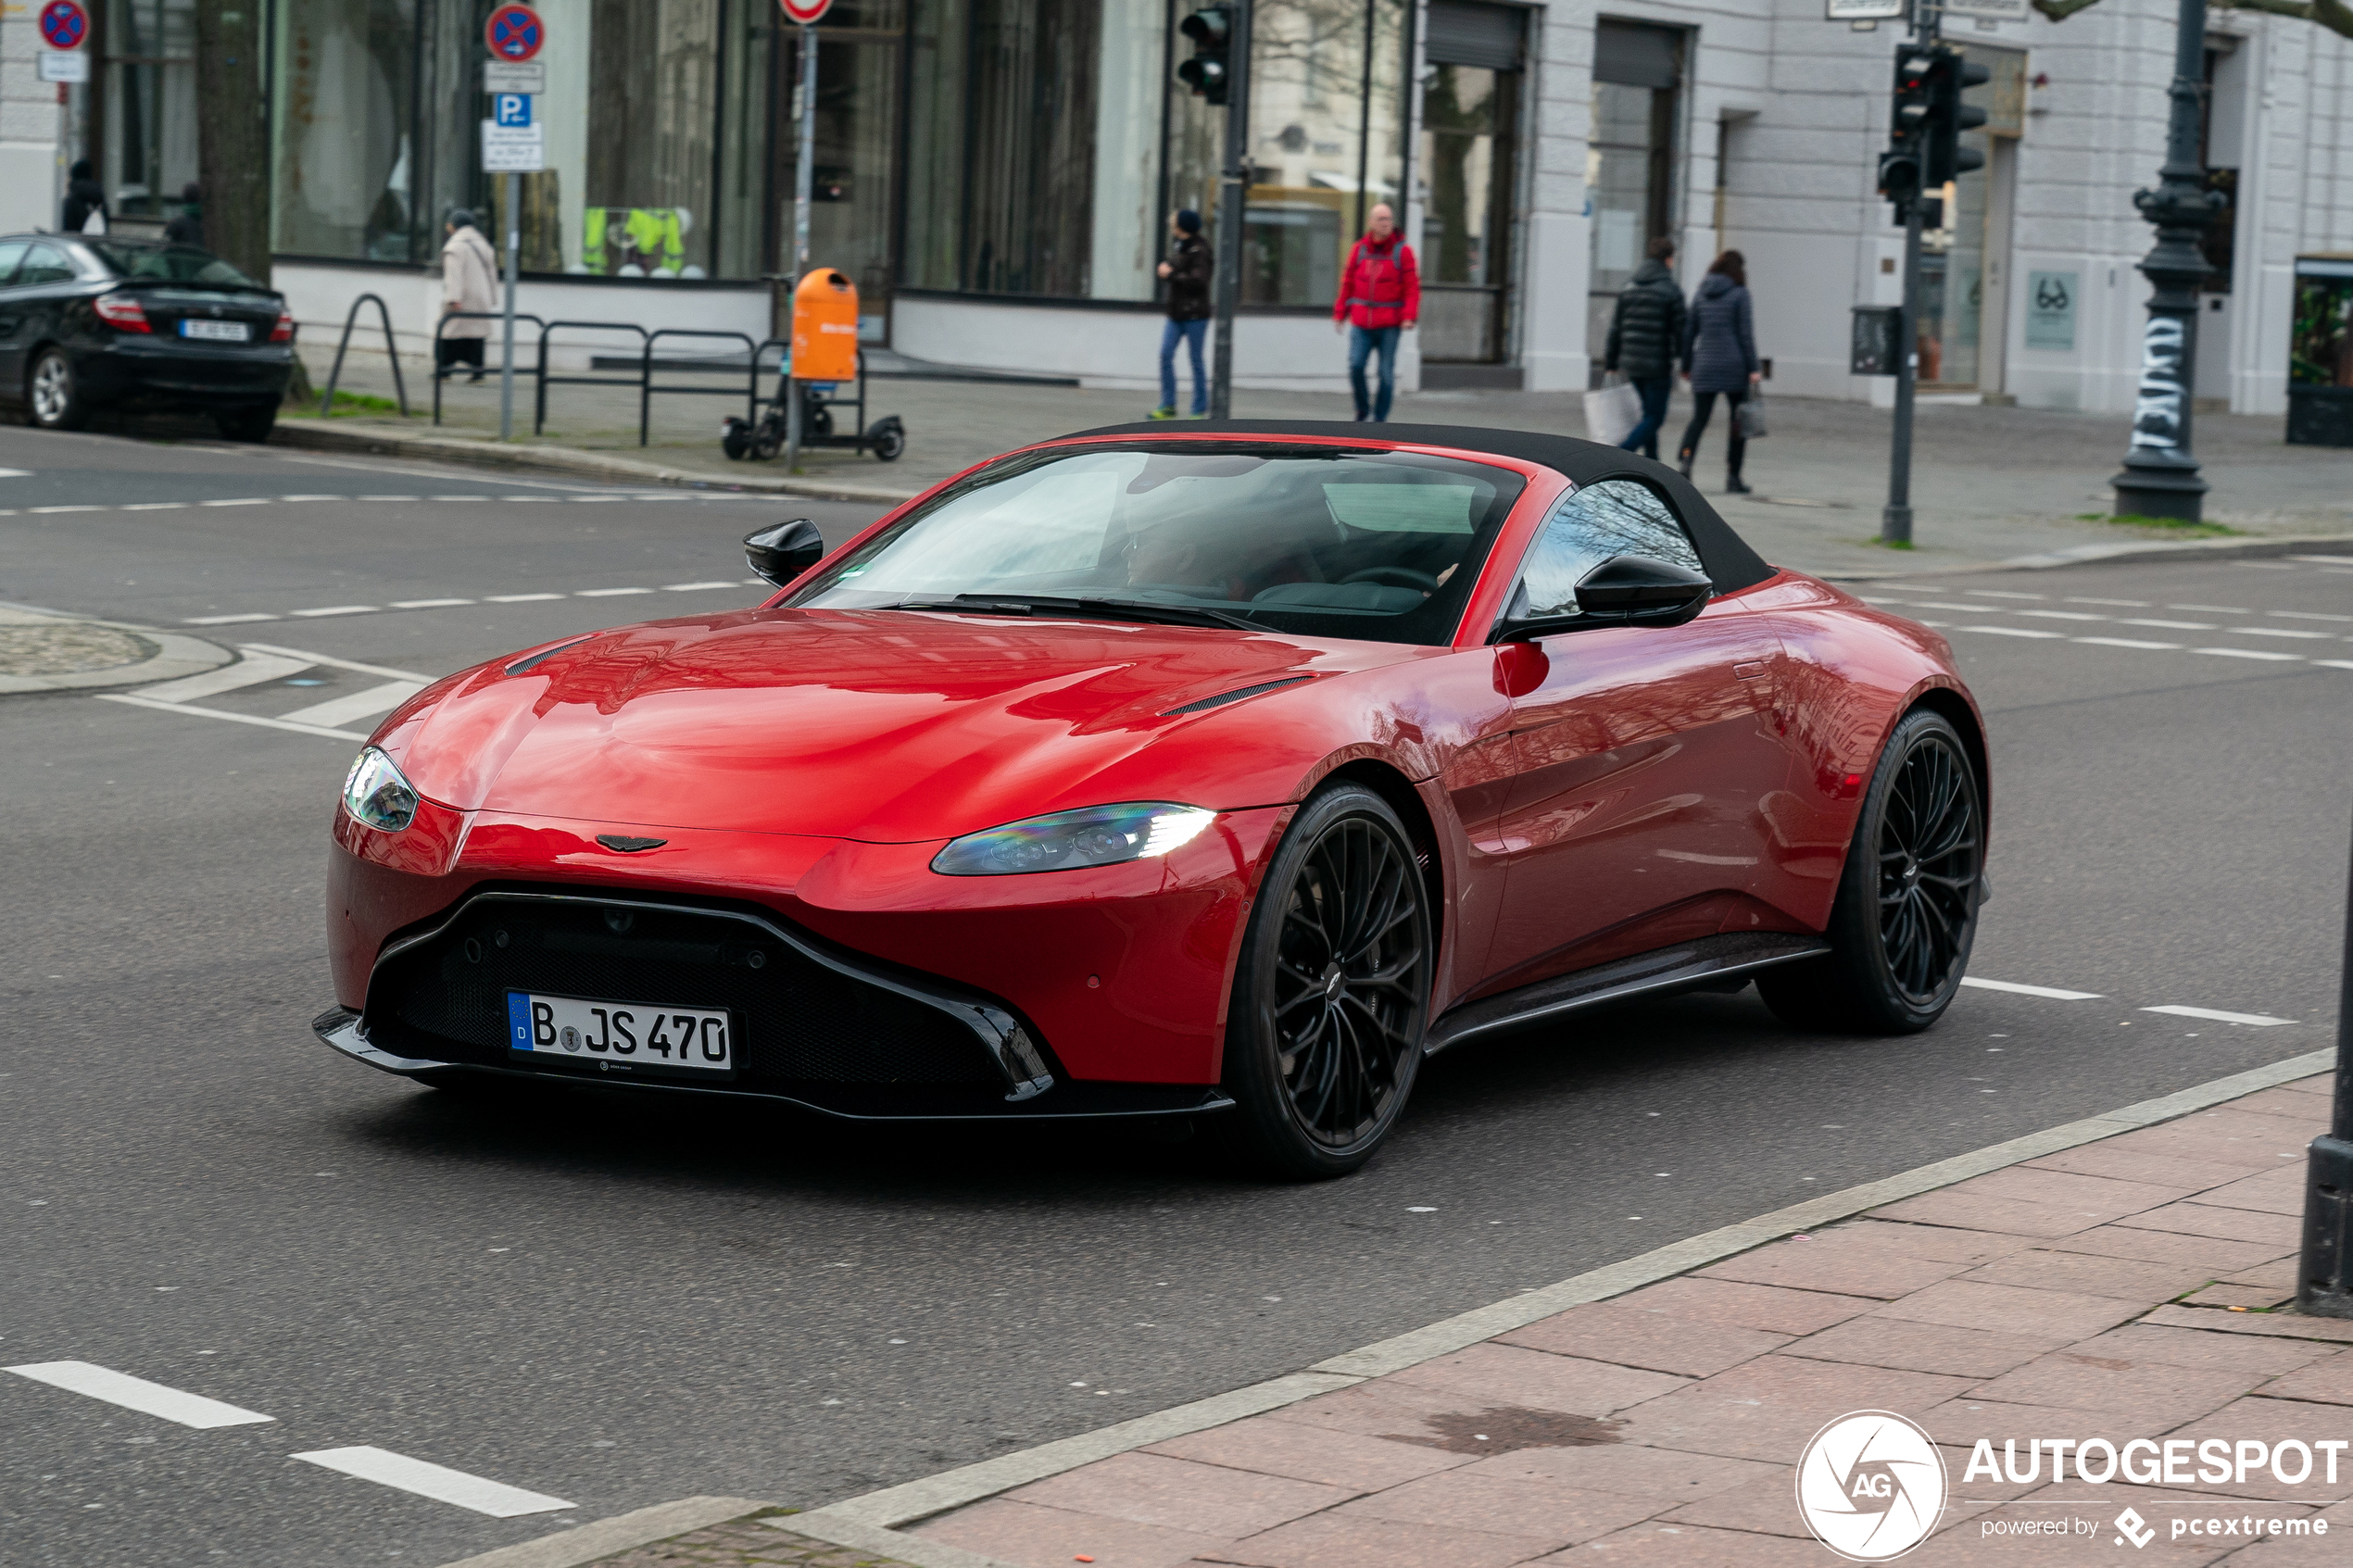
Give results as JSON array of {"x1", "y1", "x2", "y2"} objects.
[
  {"x1": 1879, "y1": 44, "x2": 1937, "y2": 214},
  {"x1": 1925, "y1": 51, "x2": 1990, "y2": 185},
  {"x1": 1178, "y1": 5, "x2": 1235, "y2": 107}
]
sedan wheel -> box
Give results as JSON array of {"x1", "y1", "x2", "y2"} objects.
[
  {"x1": 1759, "y1": 709, "x2": 1984, "y2": 1033},
  {"x1": 1224, "y1": 783, "x2": 1431, "y2": 1178},
  {"x1": 29, "y1": 350, "x2": 87, "y2": 431}
]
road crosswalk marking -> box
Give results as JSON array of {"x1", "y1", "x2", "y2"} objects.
[
  {"x1": 291, "y1": 1447, "x2": 574, "y2": 1517},
  {"x1": 95, "y1": 645, "x2": 435, "y2": 742},
  {"x1": 279, "y1": 680, "x2": 429, "y2": 730},
  {"x1": 6, "y1": 1361, "x2": 273, "y2": 1428}
]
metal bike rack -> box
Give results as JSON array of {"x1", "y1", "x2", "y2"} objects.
[
  {"x1": 432, "y1": 311, "x2": 545, "y2": 426},
  {"x1": 320, "y1": 294, "x2": 409, "y2": 420},
  {"x1": 533, "y1": 320, "x2": 648, "y2": 436},
  {"x1": 639, "y1": 329, "x2": 761, "y2": 445}
]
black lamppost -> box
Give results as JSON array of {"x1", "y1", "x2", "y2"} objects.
[
  {"x1": 2108, "y1": 0, "x2": 2223, "y2": 521},
  {"x1": 2295, "y1": 813, "x2": 2353, "y2": 1319}
]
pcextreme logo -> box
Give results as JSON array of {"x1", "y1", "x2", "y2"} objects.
[{"x1": 1795, "y1": 1411, "x2": 1948, "y2": 1562}]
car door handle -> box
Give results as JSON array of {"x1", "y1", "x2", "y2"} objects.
[{"x1": 1733, "y1": 661, "x2": 1768, "y2": 680}]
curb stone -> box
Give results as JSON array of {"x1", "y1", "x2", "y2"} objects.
[
  {"x1": 0, "y1": 602, "x2": 232, "y2": 695},
  {"x1": 429, "y1": 1498, "x2": 778, "y2": 1568},
  {"x1": 1817, "y1": 530, "x2": 2353, "y2": 582}
]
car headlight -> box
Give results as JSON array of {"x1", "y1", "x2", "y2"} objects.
[
  {"x1": 342, "y1": 746, "x2": 420, "y2": 833},
  {"x1": 930, "y1": 802, "x2": 1216, "y2": 876}
]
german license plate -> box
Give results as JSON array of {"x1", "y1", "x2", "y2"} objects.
[
  {"x1": 180, "y1": 319, "x2": 250, "y2": 343},
  {"x1": 505, "y1": 991, "x2": 735, "y2": 1077}
]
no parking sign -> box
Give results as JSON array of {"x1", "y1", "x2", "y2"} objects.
[
  {"x1": 39, "y1": 0, "x2": 88, "y2": 49},
  {"x1": 778, "y1": 0, "x2": 834, "y2": 24},
  {"x1": 484, "y1": 4, "x2": 546, "y2": 61}
]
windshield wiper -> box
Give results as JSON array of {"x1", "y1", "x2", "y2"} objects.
[{"x1": 892, "y1": 594, "x2": 1258, "y2": 632}]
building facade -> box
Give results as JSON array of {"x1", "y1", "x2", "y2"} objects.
[{"x1": 6, "y1": 0, "x2": 2349, "y2": 411}]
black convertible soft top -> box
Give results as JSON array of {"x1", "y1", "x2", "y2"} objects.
[{"x1": 1064, "y1": 419, "x2": 1777, "y2": 594}]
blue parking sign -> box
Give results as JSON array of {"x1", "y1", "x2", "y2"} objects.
[{"x1": 494, "y1": 93, "x2": 532, "y2": 128}]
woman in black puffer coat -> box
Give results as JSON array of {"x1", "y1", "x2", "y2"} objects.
[{"x1": 1677, "y1": 251, "x2": 1760, "y2": 495}]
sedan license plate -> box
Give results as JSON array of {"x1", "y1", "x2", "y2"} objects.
[
  {"x1": 506, "y1": 991, "x2": 735, "y2": 1077},
  {"x1": 180, "y1": 319, "x2": 250, "y2": 343}
]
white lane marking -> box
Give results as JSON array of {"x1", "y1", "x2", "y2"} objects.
[
  {"x1": 568, "y1": 495, "x2": 623, "y2": 503},
  {"x1": 664, "y1": 581, "x2": 739, "y2": 591},
  {"x1": 0, "y1": 467, "x2": 30, "y2": 477},
  {"x1": 1960, "y1": 977, "x2": 2103, "y2": 1000},
  {"x1": 1913, "y1": 600, "x2": 1998, "y2": 611},
  {"x1": 290, "y1": 605, "x2": 378, "y2": 619},
  {"x1": 502, "y1": 496, "x2": 560, "y2": 504},
  {"x1": 135, "y1": 651, "x2": 312, "y2": 703},
  {"x1": 31, "y1": 505, "x2": 102, "y2": 513},
  {"x1": 2274, "y1": 609, "x2": 2353, "y2": 622},
  {"x1": 277, "y1": 494, "x2": 347, "y2": 502},
  {"x1": 6, "y1": 1361, "x2": 273, "y2": 1428},
  {"x1": 2192, "y1": 646, "x2": 2303, "y2": 661},
  {"x1": 2143, "y1": 1005, "x2": 2296, "y2": 1027},
  {"x1": 291, "y1": 1447, "x2": 574, "y2": 1517},
  {"x1": 357, "y1": 495, "x2": 421, "y2": 502},
  {"x1": 2066, "y1": 597, "x2": 2148, "y2": 608},
  {"x1": 1965, "y1": 589, "x2": 2045, "y2": 599},
  {"x1": 2120, "y1": 618, "x2": 2215, "y2": 630},
  {"x1": 2073, "y1": 637, "x2": 2180, "y2": 650},
  {"x1": 390, "y1": 598, "x2": 473, "y2": 609},
  {"x1": 96, "y1": 693, "x2": 366, "y2": 741},
  {"x1": 199, "y1": 498, "x2": 270, "y2": 508},
  {"x1": 432, "y1": 495, "x2": 490, "y2": 503},
  {"x1": 2170, "y1": 603, "x2": 2248, "y2": 613},
  {"x1": 574, "y1": 587, "x2": 652, "y2": 597},
  {"x1": 185, "y1": 612, "x2": 280, "y2": 625},
  {"x1": 121, "y1": 501, "x2": 188, "y2": 511},
  {"x1": 2290, "y1": 555, "x2": 2353, "y2": 566},
  {"x1": 1957, "y1": 624, "x2": 2066, "y2": 639},
  {"x1": 2317, "y1": 660, "x2": 2353, "y2": 671},
  {"x1": 2225, "y1": 626, "x2": 2334, "y2": 639},
  {"x1": 241, "y1": 644, "x2": 433, "y2": 682},
  {"x1": 2017, "y1": 609, "x2": 2108, "y2": 621},
  {"x1": 488, "y1": 592, "x2": 564, "y2": 602},
  {"x1": 278, "y1": 680, "x2": 428, "y2": 730}
]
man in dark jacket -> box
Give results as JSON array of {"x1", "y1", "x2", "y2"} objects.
[
  {"x1": 163, "y1": 183, "x2": 204, "y2": 248},
  {"x1": 1604, "y1": 237, "x2": 1682, "y2": 458},
  {"x1": 61, "y1": 160, "x2": 107, "y2": 234},
  {"x1": 1151, "y1": 209, "x2": 1213, "y2": 419}
]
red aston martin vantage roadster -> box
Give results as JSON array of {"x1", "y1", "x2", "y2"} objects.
[{"x1": 318, "y1": 421, "x2": 1987, "y2": 1177}]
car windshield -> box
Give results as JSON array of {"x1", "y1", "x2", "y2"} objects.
[
  {"x1": 786, "y1": 443, "x2": 1527, "y2": 646},
  {"x1": 86, "y1": 242, "x2": 262, "y2": 290}
]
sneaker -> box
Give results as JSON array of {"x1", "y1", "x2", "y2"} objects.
[
  {"x1": 1147, "y1": 405, "x2": 1177, "y2": 420},
  {"x1": 1726, "y1": 475, "x2": 1753, "y2": 495}
]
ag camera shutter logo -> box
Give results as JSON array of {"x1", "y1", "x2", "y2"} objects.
[{"x1": 1795, "y1": 1411, "x2": 1948, "y2": 1562}]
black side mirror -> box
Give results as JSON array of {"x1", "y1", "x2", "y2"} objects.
[
  {"x1": 1572, "y1": 554, "x2": 1713, "y2": 628},
  {"x1": 744, "y1": 519, "x2": 825, "y2": 587}
]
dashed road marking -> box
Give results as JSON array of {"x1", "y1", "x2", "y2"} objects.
[
  {"x1": 2143, "y1": 1005, "x2": 2296, "y2": 1027},
  {"x1": 184, "y1": 580, "x2": 764, "y2": 623},
  {"x1": 201, "y1": 497, "x2": 271, "y2": 508},
  {"x1": 2073, "y1": 637, "x2": 2180, "y2": 650},
  {"x1": 279, "y1": 680, "x2": 429, "y2": 730},
  {"x1": 391, "y1": 597, "x2": 472, "y2": 609},
  {"x1": 1961, "y1": 978, "x2": 2103, "y2": 1000},
  {"x1": 291, "y1": 1447, "x2": 573, "y2": 1517},
  {"x1": 2192, "y1": 646, "x2": 2303, "y2": 661},
  {"x1": 289, "y1": 605, "x2": 377, "y2": 619},
  {"x1": 1959, "y1": 624, "x2": 2066, "y2": 639},
  {"x1": 6, "y1": 1361, "x2": 273, "y2": 1428},
  {"x1": 575, "y1": 586, "x2": 654, "y2": 597},
  {"x1": 2118, "y1": 618, "x2": 2215, "y2": 631}
]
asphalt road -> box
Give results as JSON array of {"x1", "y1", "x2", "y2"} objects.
[{"x1": 2, "y1": 423, "x2": 2347, "y2": 1568}]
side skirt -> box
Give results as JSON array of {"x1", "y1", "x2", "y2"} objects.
[{"x1": 1425, "y1": 932, "x2": 1830, "y2": 1055}]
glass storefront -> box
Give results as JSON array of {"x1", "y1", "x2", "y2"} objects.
[
  {"x1": 100, "y1": 0, "x2": 199, "y2": 220},
  {"x1": 1587, "y1": 20, "x2": 1681, "y2": 383},
  {"x1": 271, "y1": 0, "x2": 420, "y2": 262}
]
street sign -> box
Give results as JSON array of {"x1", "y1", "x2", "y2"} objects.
[
  {"x1": 37, "y1": 49, "x2": 89, "y2": 82},
  {"x1": 1825, "y1": 0, "x2": 1904, "y2": 19},
  {"x1": 38, "y1": 0, "x2": 88, "y2": 48},
  {"x1": 483, "y1": 60, "x2": 546, "y2": 94},
  {"x1": 494, "y1": 94, "x2": 533, "y2": 128},
  {"x1": 778, "y1": 0, "x2": 834, "y2": 25},
  {"x1": 484, "y1": 4, "x2": 546, "y2": 62},
  {"x1": 482, "y1": 119, "x2": 546, "y2": 173}
]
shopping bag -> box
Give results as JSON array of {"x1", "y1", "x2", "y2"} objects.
[
  {"x1": 1735, "y1": 392, "x2": 1769, "y2": 441},
  {"x1": 1582, "y1": 380, "x2": 1642, "y2": 448}
]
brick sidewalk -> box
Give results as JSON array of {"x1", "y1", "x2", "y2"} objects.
[{"x1": 560, "y1": 1069, "x2": 2353, "y2": 1568}]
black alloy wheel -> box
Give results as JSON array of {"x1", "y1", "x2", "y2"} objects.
[
  {"x1": 1759, "y1": 709, "x2": 1985, "y2": 1034},
  {"x1": 1224, "y1": 783, "x2": 1432, "y2": 1178}
]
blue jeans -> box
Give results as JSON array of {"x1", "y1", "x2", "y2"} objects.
[
  {"x1": 1348, "y1": 324, "x2": 1401, "y2": 420},
  {"x1": 1618, "y1": 374, "x2": 1673, "y2": 458},
  {"x1": 1160, "y1": 317, "x2": 1208, "y2": 414}
]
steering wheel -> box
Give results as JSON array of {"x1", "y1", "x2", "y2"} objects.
[{"x1": 1340, "y1": 566, "x2": 1442, "y2": 594}]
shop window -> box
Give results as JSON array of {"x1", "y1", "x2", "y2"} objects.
[
  {"x1": 271, "y1": 0, "x2": 420, "y2": 262},
  {"x1": 1587, "y1": 21, "x2": 1681, "y2": 383},
  {"x1": 102, "y1": 0, "x2": 198, "y2": 222}
]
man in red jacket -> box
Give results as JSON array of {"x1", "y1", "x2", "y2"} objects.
[{"x1": 1333, "y1": 203, "x2": 1419, "y2": 421}]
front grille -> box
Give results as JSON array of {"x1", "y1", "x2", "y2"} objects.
[{"x1": 370, "y1": 897, "x2": 1001, "y2": 1086}]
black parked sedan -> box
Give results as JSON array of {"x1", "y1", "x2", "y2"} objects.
[{"x1": 0, "y1": 235, "x2": 294, "y2": 441}]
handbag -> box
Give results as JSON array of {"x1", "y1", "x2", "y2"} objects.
[
  {"x1": 1734, "y1": 392, "x2": 1768, "y2": 441},
  {"x1": 1582, "y1": 379, "x2": 1642, "y2": 448}
]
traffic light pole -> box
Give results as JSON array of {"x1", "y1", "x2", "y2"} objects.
[
  {"x1": 1208, "y1": 0, "x2": 1252, "y2": 420},
  {"x1": 786, "y1": 22, "x2": 816, "y2": 474},
  {"x1": 1881, "y1": 198, "x2": 1923, "y2": 546}
]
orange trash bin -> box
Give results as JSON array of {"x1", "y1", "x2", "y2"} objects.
[{"x1": 791, "y1": 269, "x2": 861, "y2": 383}]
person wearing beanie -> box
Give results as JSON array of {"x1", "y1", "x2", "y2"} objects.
[{"x1": 1151, "y1": 208, "x2": 1213, "y2": 419}]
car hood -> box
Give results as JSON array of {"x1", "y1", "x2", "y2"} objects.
[{"x1": 379, "y1": 607, "x2": 1403, "y2": 840}]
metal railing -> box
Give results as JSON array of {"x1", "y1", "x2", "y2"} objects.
[
  {"x1": 638, "y1": 329, "x2": 763, "y2": 445},
  {"x1": 533, "y1": 320, "x2": 648, "y2": 436},
  {"x1": 319, "y1": 294, "x2": 410, "y2": 420},
  {"x1": 432, "y1": 311, "x2": 545, "y2": 426}
]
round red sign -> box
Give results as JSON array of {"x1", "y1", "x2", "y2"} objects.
[
  {"x1": 484, "y1": 3, "x2": 547, "y2": 61},
  {"x1": 777, "y1": 0, "x2": 834, "y2": 25},
  {"x1": 39, "y1": 0, "x2": 89, "y2": 50}
]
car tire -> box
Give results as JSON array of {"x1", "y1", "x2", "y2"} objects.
[
  {"x1": 27, "y1": 349, "x2": 88, "y2": 431},
  {"x1": 214, "y1": 405, "x2": 278, "y2": 443},
  {"x1": 1758, "y1": 708, "x2": 1985, "y2": 1035},
  {"x1": 1220, "y1": 782, "x2": 1433, "y2": 1179}
]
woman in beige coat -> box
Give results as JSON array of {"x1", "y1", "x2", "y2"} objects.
[{"x1": 438, "y1": 210, "x2": 500, "y2": 383}]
